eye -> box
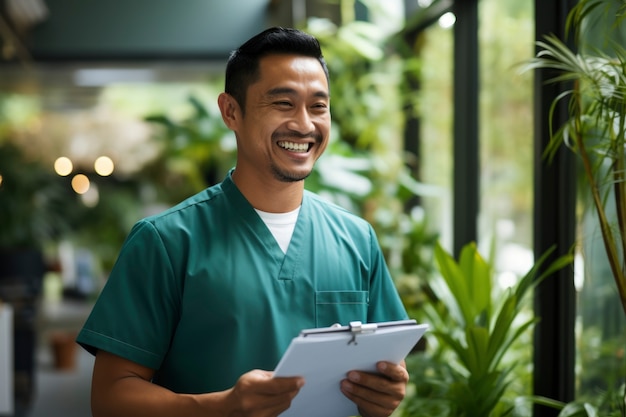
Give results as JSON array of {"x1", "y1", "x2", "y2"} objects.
[
  {"x1": 274, "y1": 100, "x2": 293, "y2": 108},
  {"x1": 311, "y1": 102, "x2": 329, "y2": 112}
]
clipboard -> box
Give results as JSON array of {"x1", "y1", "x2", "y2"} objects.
[{"x1": 273, "y1": 319, "x2": 428, "y2": 417}]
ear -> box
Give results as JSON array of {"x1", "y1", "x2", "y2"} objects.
[{"x1": 218, "y1": 92, "x2": 241, "y2": 130}]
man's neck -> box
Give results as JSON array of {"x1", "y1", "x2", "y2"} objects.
[{"x1": 231, "y1": 168, "x2": 304, "y2": 213}]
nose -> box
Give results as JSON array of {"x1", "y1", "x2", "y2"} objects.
[{"x1": 286, "y1": 106, "x2": 315, "y2": 135}]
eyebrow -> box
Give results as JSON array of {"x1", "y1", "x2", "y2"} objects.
[{"x1": 265, "y1": 87, "x2": 329, "y2": 100}]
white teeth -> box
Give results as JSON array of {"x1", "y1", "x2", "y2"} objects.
[{"x1": 278, "y1": 141, "x2": 309, "y2": 152}]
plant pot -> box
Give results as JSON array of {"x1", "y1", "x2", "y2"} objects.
[{"x1": 49, "y1": 332, "x2": 77, "y2": 371}]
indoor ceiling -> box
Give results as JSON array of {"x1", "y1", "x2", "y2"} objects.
[
  {"x1": 0, "y1": 0, "x2": 295, "y2": 109},
  {"x1": 0, "y1": 0, "x2": 342, "y2": 110}
]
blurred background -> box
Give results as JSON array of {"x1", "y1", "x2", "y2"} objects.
[{"x1": 0, "y1": 1, "x2": 624, "y2": 416}]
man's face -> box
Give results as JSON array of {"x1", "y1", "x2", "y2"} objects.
[{"x1": 234, "y1": 54, "x2": 331, "y2": 183}]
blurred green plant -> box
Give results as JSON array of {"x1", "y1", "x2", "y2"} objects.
[
  {"x1": 398, "y1": 241, "x2": 573, "y2": 417},
  {"x1": 143, "y1": 95, "x2": 235, "y2": 203},
  {"x1": 0, "y1": 141, "x2": 76, "y2": 249},
  {"x1": 577, "y1": 325, "x2": 626, "y2": 398},
  {"x1": 529, "y1": 383, "x2": 626, "y2": 417}
]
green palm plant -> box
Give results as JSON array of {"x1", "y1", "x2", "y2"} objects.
[
  {"x1": 400, "y1": 241, "x2": 573, "y2": 417},
  {"x1": 520, "y1": 0, "x2": 626, "y2": 316},
  {"x1": 518, "y1": 1, "x2": 626, "y2": 414}
]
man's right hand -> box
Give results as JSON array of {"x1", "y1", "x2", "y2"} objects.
[
  {"x1": 224, "y1": 370, "x2": 304, "y2": 417},
  {"x1": 91, "y1": 350, "x2": 304, "y2": 417}
]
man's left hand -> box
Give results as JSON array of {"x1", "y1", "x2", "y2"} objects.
[{"x1": 340, "y1": 360, "x2": 409, "y2": 417}]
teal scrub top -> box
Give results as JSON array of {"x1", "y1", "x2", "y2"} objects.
[{"x1": 77, "y1": 170, "x2": 408, "y2": 394}]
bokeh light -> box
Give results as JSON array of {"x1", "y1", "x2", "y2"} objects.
[
  {"x1": 71, "y1": 174, "x2": 90, "y2": 194},
  {"x1": 94, "y1": 156, "x2": 114, "y2": 176},
  {"x1": 54, "y1": 156, "x2": 74, "y2": 176},
  {"x1": 439, "y1": 12, "x2": 456, "y2": 29},
  {"x1": 81, "y1": 183, "x2": 100, "y2": 207}
]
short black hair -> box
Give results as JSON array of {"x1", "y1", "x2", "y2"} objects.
[{"x1": 224, "y1": 27, "x2": 329, "y2": 113}]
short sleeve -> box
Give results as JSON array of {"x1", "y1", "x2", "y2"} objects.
[{"x1": 76, "y1": 220, "x2": 183, "y2": 370}]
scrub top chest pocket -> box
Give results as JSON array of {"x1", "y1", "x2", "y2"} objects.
[{"x1": 315, "y1": 291, "x2": 368, "y2": 327}]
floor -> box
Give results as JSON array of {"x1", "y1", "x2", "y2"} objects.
[{"x1": 23, "y1": 343, "x2": 94, "y2": 417}]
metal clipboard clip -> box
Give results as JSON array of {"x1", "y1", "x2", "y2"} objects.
[
  {"x1": 347, "y1": 321, "x2": 378, "y2": 345},
  {"x1": 300, "y1": 319, "x2": 419, "y2": 344}
]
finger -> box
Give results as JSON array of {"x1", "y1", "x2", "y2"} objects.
[
  {"x1": 256, "y1": 386, "x2": 302, "y2": 411},
  {"x1": 342, "y1": 374, "x2": 404, "y2": 403},
  {"x1": 342, "y1": 370, "x2": 407, "y2": 413},
  {"x1": 345, "y1": 370, "x2": 404, "y2": 396},
  {"x1": 376, "y1": 361, "x2": 409, "y2": 382},
  {"x1": 244, "y1": 370, "x2": 305, "y2": 395},
  {"x1": 341, "y1": 381, "x2": 397, "y2": 417},
  {"x1": 233, "y1": 373, "x2": 304, "y2": 414},
  {"x1": 267, "y1": 376, "x2": 305, "y2": 394}
]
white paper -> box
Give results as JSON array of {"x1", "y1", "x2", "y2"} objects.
[{"x1": 274, "y1": 321, "x2": 428, "y2": 417}]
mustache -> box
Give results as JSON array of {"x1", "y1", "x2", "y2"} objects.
[{"x1": 273, "y1": 131, "x2": 322, "y2": 142}]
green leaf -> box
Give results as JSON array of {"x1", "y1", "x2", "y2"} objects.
[
  {"x1": 187, "y1": 95, "x2": 210, "y2": 118},
  {"x1": 430, "y1": 330, "x2": 471, "y2": 374},
  {"x1": 490, "y1": 318, "x2": 538, "y2": 373},
  {"x1": 435, "y1": 242, "x2": 481, "y2": 326},
  {"x1": 558, "y1": 402, "x2": 598, "y2": 417},
  {"x1": 457, "y1": 242, "x2": 492, "y2": 321},
  {"x1": 486, "y1": 294, "x2": 518, "y2": 366},
  {"x1": 465, "y1": 326, "x2": 490, "y2": 375},
  {"x1": 433, "y1": 243, "x2": 470, "y2": 325},
  {"x1": 337, "y1": 22, "x2": 385, "y2": 61}
]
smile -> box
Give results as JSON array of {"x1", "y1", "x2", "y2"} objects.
[{"x1": 277, "y1": 141, "x2": 311, "y2": 153}]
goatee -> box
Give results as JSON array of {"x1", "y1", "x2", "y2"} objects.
[{"x1": 271, "y1": 165, "x2": 311, "y2": 182}]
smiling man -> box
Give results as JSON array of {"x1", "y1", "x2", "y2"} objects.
[
  {"x1": 77, "y1": 27, "x2": 410, "y2": 417},
  {"x1": 219, "y1": 52, "x2": 330, "y2": 206}
]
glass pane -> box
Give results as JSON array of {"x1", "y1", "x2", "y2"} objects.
[
  {"x1": 419, "y1": 17, "x2": 454, "y2": 251},
  {"x1": 574, "y1": 0, "x2": 626, "y2": 406},
  {"x1": 477, "y1": 0, "x2": 535, "y2": 280},
  {"x1": 577, "y1": 195, "x2": 626, "y2": 400},
  {"x1": 478, "y1": 0, "x2": 535, "y2": 401}
]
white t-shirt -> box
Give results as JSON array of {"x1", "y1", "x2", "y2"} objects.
[{"x1": 255, "y1": 206, "x2": 301, "y2": 254}]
